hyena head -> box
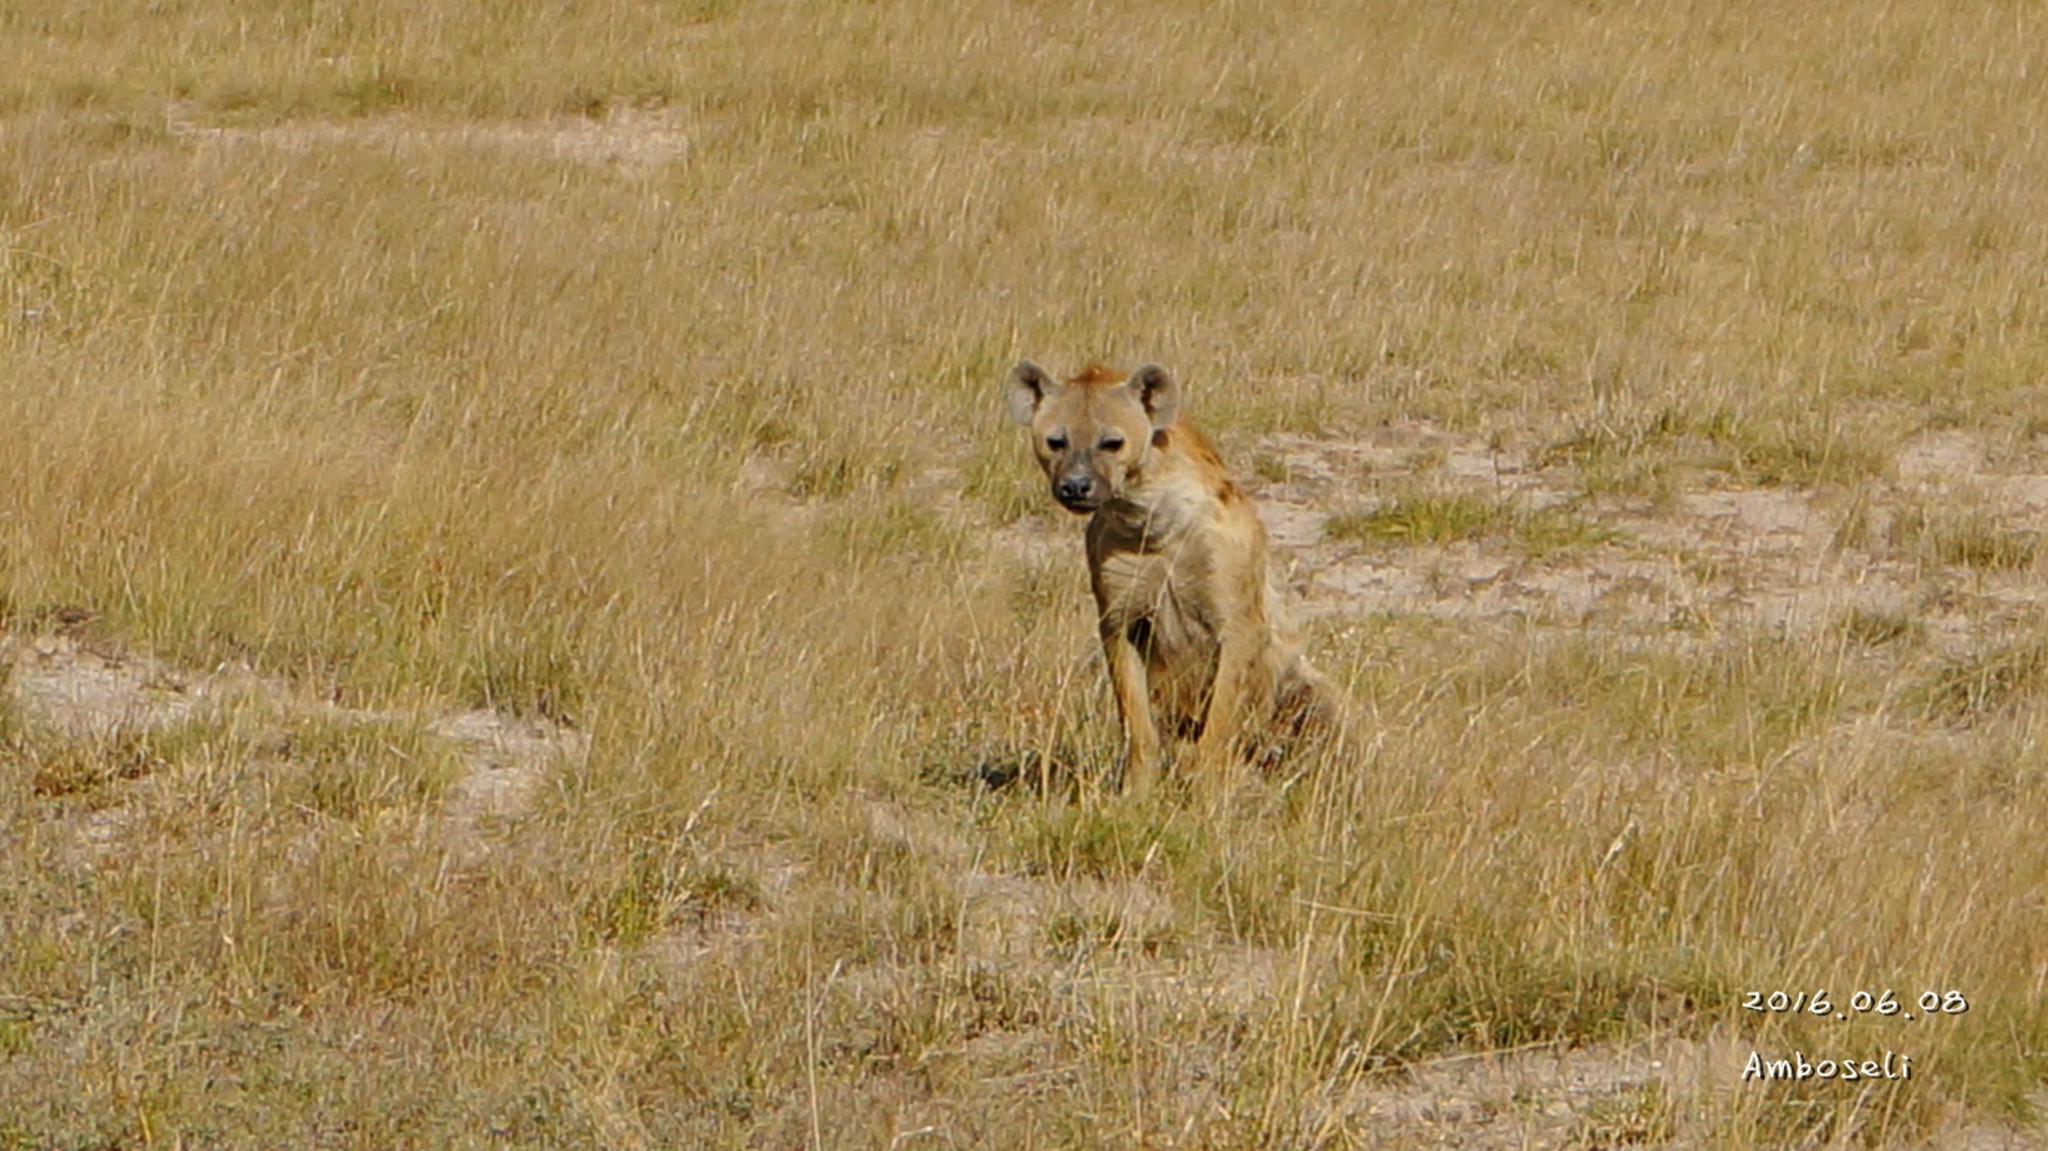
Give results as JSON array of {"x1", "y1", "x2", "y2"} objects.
[{"x1": 1006, "y1": 361, "x2": 1181, "y2": 515}]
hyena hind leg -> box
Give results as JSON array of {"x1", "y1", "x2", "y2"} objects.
[{"x1": 1252, "y1": 661, "x2": 1349, "y2": 774}]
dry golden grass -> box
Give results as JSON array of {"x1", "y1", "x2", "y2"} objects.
[{"x1": 5, "y1": 1, "x2": 2048, "y2": 1147}]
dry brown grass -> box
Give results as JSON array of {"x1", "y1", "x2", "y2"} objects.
[{"x1": 5, "y1": 1, "x2": 2048, "y2": 1147}]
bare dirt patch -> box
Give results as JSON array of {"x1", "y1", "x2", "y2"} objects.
[
  {"x1": 8, "y1": 631, "x2": 214, "y2": 739},
  {"x1": 5, "y1": 629, "x2": 585, "y2": 864}
]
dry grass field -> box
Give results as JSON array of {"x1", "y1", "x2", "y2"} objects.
[{"x1": 5, "y1": 1, "x2": 2048, "y2": 1146}]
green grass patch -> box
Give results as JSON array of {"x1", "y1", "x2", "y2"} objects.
[
  {"x1": 1902, "y1": 507, "x2": 2038, "y2": 571},
  {"x1": 1326, "y1": 493, "x2": 1616, "y2": 557},
  {"x1": 1836, "y1": 605, "x2": 1924, "y2": 648},
  {"x1": 267, "y1": 713, "x2": 464, "y2": 822},
  {"x1": 582, "y1": 838, "x2": 764, "y2": 946},
  {"x1": 1008, "y1": 802, "x2": 1199, "y2": 881},
  {"x1": 1546, "y1": 405, "x2": 1890, "y2": 491},
  {"x1": 16, "y1": 716, "x2": 239, "y2": 802},
  {"x1": 1921, "y1": 636, "x2": 2048, "y2": 719}
]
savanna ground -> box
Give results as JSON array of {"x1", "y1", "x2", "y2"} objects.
[{"x1": 4, "y1": 2, "x2": 2048, "y2": 1147}]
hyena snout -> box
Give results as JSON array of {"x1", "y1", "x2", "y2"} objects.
[{"x1": 1054, "y1": 469, "x2": 1100, "y2": 512}]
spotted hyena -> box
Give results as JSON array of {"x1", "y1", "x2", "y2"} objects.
[{"x1": 1006, "y1": 360, "x2": 1343, "y2": 793}]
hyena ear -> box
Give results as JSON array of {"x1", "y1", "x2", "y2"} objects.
[
  {"x1": 1127, "y1": 364, "x2": 1180, "y2": 430},
  {"x1": 1007, "y1": 360, "x2": 1058, "y2": 426}
]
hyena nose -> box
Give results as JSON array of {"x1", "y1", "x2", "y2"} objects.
[{"x1": 1056, "y1": 475, "x2": 1096, "y2": 504}]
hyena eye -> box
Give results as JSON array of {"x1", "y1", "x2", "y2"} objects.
[
  {"x1": 1046, "y1": 434, "x2": 1068, "y2": 451},
  {"x1": 1099, "y1": 434, "x2": 1126, "y2": 452}
]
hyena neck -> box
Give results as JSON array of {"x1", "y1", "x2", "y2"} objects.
[
  {"x1": 1089, "y1": 496, "x2": 1175, "y2": 557},
  {"x1": 1105, "y1": 459, "x2": 1170, "y2": 521},
  {"x1": 1130, "y1": 424, "x2": 1217, "y2": 498},
  {"x1": 1096, "y1": 458, "x2": 1200, "y2": 547}
]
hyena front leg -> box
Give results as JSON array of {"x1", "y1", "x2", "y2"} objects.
[
  {"x1": 1190, "y1": 621, "x2": 1261, "y2": 798},
  {"x1": 1102, "y1": 626, "x2": 1161, "y2": 794}
]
